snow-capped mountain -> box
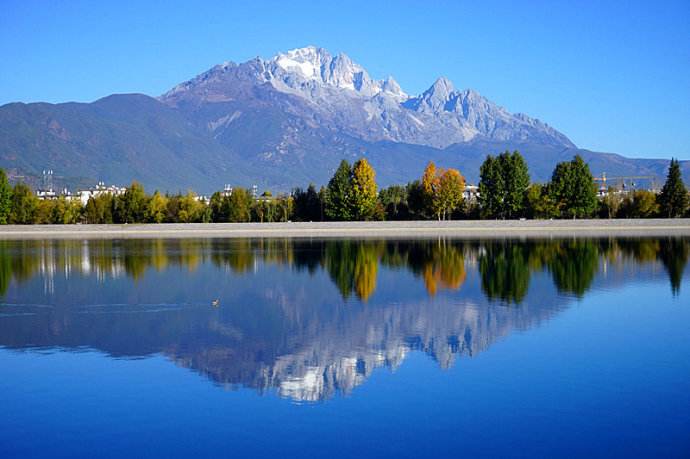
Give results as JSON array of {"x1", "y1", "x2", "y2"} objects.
[
  {"x1": 161, "y1": 46, "x2": 574, "y2": 149},
  {"x1": 2, "y1": 45, "x2": 685, "y2": 192}
]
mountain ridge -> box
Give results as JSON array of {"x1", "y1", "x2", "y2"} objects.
[{"x1": 0, "y1": 45, "x2": 687, "y2": 192}]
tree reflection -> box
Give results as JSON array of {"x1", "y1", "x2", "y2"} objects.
[
  {"x1": 0, "y1": 242, "x2": 12, "y2": 295},
  {"x1": 324, "y1": 240, "x2": 383, "y2": 301},
  {"x1": 0, "y1": 237, "x2": 687, "y2": 300},
  {"x1": 545, "y1": 240, "x2": 599, "y2": 297},
  {"x1": 420, "y1": 241, "x2": 466, "y2": 296},
  {"x1": 211, "y1": 239, "x2": 255, "y2": 273},
  {"x1": 479, "y1": 241, "x2": 530, "y2": 304},
  {"x1": 658, "y1": 238, "x2": 689, "y2": 295}
]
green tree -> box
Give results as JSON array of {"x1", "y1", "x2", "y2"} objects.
[
  {"x1": 9, "y1": 183, "x2": 38, "y2": 224},
  {"x1": 478, "y1": 155, "x2": 504, "y2": 218},
  {"x1": 293, "y1": 184, "x2": 322, "y2": 221},
  {"x1": 479, "y1": 151, "x2": 529, "y2": 218},
  {"x1": 406, "y1": 180, "x2": 429, "y2": 219},
  {"x1": 50, "y1": 197, "x2": 82, "y2": 224},
  {"x1": 177, "y1": 191, "x2": 205, "y2": 223},
  {"x1": 116, "y1": 181, "x2": 147, "y2": 223},
  {"x1": 35, "y1": 199, "x2": 55, "y2": 224},
  {"x1": 84, "y1": 194, "x2": 114, "y2": 224},
  {"x1": 226, "y1": 188, "x2": 252, "y2": 222},
  {"x1": 549, "y1": 155, "x2": 597, "y2": 218},
  {"x1": 325, "y1": 160, "x2": 353, "y2": 221},
  {"x1": 0, "y1": 169, "x2": 12, "y2": 224},
  {"x1": 146, "y1": 191, "x2": 168, "y2": 223},
  {"x1": 252, "y1": 198, "x2": 272, "y2": 222},
  {"x1": 379, "y1": 185, "x2": 409, "y2": 220},
  {"x1": 598, "y1": 188, "x2": 622, "y2": 219},
  {"x1": 526, "y1": 183, "x2": 559, "y2": 219},
  {"x1": 497, "y1": 151, "x2": 530, "y2": 218},
  {"x1": 350, "y1": 158, "x2": 378, "y2": 220},
  {"x1": 630, "y1": 190, "x2": 659, "y2": 218},
  {"x1": 209, "y1": 192, "x2": 227, "y2": 222},
  {"x1": 275, "y1": 195, "x2": 294, "y2": 222},
  {"x1": 658, "y1": 159, "x2": 689, "y2": 218}
]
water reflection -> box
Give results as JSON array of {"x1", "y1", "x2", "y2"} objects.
[{"x1": 0, "y1": 237, "x2": 687, "y2": 401}]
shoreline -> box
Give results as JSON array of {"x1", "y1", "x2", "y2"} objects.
[{"x1": 0, "y1": 219, "x2": 689, "y2": 239}]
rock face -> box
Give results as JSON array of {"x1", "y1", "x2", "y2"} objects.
[{"x1": 0, "y1": 45, "x2": 686, "y2": 191}]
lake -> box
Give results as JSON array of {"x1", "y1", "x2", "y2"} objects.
[{"x1": 0, "y1": 237, "x2": 688, "y2": 458}]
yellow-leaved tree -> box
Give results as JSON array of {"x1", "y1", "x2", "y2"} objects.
[
  {"x1": 350, "y1": 158, "x2": 378, "y2": 220},
  {"x1": 420, "y1": 161, "x2": 465, "y2": 220}
]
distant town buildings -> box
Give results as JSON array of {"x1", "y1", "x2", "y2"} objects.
[
  {"x1": 36, "y1": 179, "x2": 127, "y2": 204},
  {"x1": 75, "y1": 182, "x2": 127, "y2": 205},
  {"x1": 31, "y1": 171, "x2": 661, "y2": 209}
]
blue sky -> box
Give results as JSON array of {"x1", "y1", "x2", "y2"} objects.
[{"x1": 1, "y1": 0, "x2": 689, "y2": 159}]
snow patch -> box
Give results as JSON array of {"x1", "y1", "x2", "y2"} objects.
[{"x1": 276, "y1": 56, "x2": 318, "y2": 78}]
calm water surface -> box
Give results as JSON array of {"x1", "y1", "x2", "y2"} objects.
[{"x1": 0, "y1": 237, "x2": 689, "y2": 458}]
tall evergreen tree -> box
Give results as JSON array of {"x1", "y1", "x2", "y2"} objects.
[
  {"x1": 325, "y1": 160, "x2": 353, "y2": 221},
  {"x1": 0, "y1": 169, "x2": 12, "y2": 224},
  {"x1": 501, "y1": 151, "x2": 530, "y2": 218},
  {"x1": 479, "y1": 151, "x2": 529, "y2": 219},
  {"x1": 658, "y1": 159, "x2": 689, "y2": 218},
  {"x1": 478, "y1": 155, "x2": 504, "y2": 218}
]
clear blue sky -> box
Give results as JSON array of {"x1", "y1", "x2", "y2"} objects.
[{"x1": 1, "y1": 0, "x2": 689, "y2": 159}]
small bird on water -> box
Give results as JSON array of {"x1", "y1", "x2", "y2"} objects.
[{"x1": 211, "y1": 299, "x2": 220, "y2": 307}]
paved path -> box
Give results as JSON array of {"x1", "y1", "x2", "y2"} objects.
[{"x1": 0, "y1": 219, "x2": 689, "y2": 239}]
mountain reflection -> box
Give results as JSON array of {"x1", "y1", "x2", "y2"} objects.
[{"x1": 0, "y1": 237, "x2": 687, "y2": 401}]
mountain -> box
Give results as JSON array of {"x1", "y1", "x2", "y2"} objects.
[{"x1": 0, "y1": 46, "x2": 687, "y2": 192}]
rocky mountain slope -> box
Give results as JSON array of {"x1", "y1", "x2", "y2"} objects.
[{"x1": 0, "y1": 46, "x2": 686, "y2": 192}]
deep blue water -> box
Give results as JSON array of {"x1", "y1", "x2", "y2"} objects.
[{"x1": 0, "y1": 237, "x2": 688, "y2": 458}]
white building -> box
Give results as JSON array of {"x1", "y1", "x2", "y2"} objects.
[
  {"x1": 77, "y1": 182, "x2": 127, "y2": 206},
  {"x1": 463, "y1": 185, "x2": 479, "y2": 202}
]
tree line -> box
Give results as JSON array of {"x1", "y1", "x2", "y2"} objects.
[{"x1": 0, "y1": 154, "x2": 687, "y2": 224}]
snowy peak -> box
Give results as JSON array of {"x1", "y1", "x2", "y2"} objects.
[
  {"x1": 407, "y1": 76, "x2": 458, "y2": 111},
  {"x1": 381, "y1": 76, "x2": 404, "y2": 96},
  {"x1": 160, "y1": 45, "x2": 575, "y2": 149},
  {"x1": 273, "y1": 46, "x2": 329, "y2": 79},
  {"x1": 268, "y1": 46, "x2": 378, "y2": 95}
]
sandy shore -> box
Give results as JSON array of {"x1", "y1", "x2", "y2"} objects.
[{"x1": 0, "y1": 219, "x2": 689, "y2": 239}]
